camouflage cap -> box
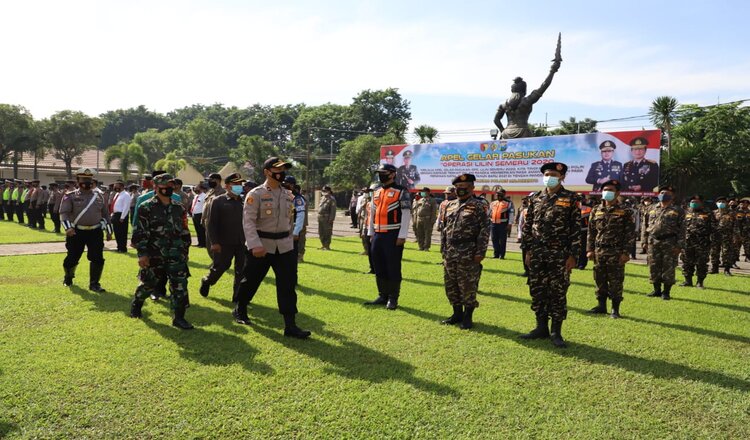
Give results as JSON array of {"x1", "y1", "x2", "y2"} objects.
[{"x1": 153, "y1": 173, "x2": 174, "y2": 185}]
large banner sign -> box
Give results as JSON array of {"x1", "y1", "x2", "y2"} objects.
[{"x1": 381, "y1": 130, "x2": 661, "y2": 195}]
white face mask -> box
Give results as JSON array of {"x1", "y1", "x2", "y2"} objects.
[
  {"x1": 602, "y1": 190, "x2": 616, "y2": 202},
  {"x1": 543, "y1": 176, "x2": 559, "y2": 188}
]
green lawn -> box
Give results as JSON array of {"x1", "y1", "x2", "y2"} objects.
[
  {"x1": 0, "y1": 238, "x2": 748, "y2": 439},
  {"x1": 0, "y1": 219, "x2": 65, "y2": 244}
]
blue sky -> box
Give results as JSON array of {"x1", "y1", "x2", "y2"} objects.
[{"x1": 2, "y1": 0, "x2": 748, "y2": 142}]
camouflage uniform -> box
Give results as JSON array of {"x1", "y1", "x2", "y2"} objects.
[
  {"x1": 681, "y1": 207, "x2": 714, "y2": 284},
  {"x1": 317, "y1": 192, "x2": 337, "y2": 249},
  {"x1": 413, "y1": 195, "x2": 438, "y2": 250},
  {"x1": 441, "y1": 196, "x2": 490, "y2": 309},
  {"x1": 739, "y1": 203, "x2": 750, "y2": 261},
  {"x1": 587, "y1": 201, "x2": 635, "y2": 303},
  {"x1": 644, "y1": 204, "x2": 685, "y2": 287},
  {"x1": 713, "y1": 208, "x2": 737, "y2": 272}
]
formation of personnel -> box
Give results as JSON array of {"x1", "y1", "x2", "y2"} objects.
[{"x1": 412, "y1": 187, "x2": 438, "y2": 251}]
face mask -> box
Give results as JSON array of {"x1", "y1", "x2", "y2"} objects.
[
  {"x1": 79, "y1": 182, "x2": 92, "y2": 190},
  {"x1": 377, "y1": 172, "x2": 391, "y2": 183},
  {"x1": 455, "y1": 188, "x2": 470, "y2": 198},
  {"x1": 158, "y1": 187, "x2": 174, "y2": 197},
  {"x1": 231, "y1": 185, "x2": 243, "y2": 195},
  {"x1": 717, "y1": 202, "x2": 726, "y2": 209},
  {"x1": 208, "y1": 181, "x2": 218, "y2": 189},
  {"x1": 689, "y1": 201, "x2": 700, "y2": 209},
  {"x1": 420, "y1": 192, "x2": 427, "y2": 197},
  {"x1": 543, "y1": 176, "x2": 559, "y2": 188},
  {"x1": 270, "y1": 171, "x2": 286, "y2": 183},
  {"x1": 658, "y1": 193, "x2": 672, "y2": 202},
  {"x1": 602, "y1": 191, "x2": 616, "y2": 202}
]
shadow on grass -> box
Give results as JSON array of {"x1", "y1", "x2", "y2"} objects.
[
  {"x1": 0, "y1": 421, "x2": 18, "y2": 438},
  {"x1": 247, "y1": 303, "x2": 459, "y2": 397},
  {"x1": 304, "y1": 261, "x2": 444, "y2": 288},
  {"x1": 671, "y1": 297, "x2": 750, "y2": 314}
]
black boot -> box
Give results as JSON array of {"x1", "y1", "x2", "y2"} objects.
[
  {"x1": 89, "y1": 262, "x2": 106, "y2": 292},
  {"x1": 386, "y1": 280, "x2": 400, "y2": 310},
  {"x1": 661, "y1": 284, "x2": 672, "y2": 300},
  {"x1": 724, "y1": 268, "x2": 733, "y2": 276},
  {"x1": 283, "y1": 314, "x2": 311, "y2": 339},
  {"x1": 550, "y1": 319, "x2": 567, "y2": 348},
  {"x1": 587, "y1": 297, "x2": 607, "y2": 314},
  {"x1": 129, "y1": 299, "x2": 144, "y2": 318},
  {"x1": 519, "y1": 315, "x2": 550, "y2": 339},
  {"x1": 647, "y1": 283, "x2": 661, "y2": 297},
  {"x1": 364, "y1": 277, "x2": 388, "y2": 306},
  {"x1": 610, "y1": 299, "x2": 621, "y2": 319},
  {"x1": 441, "y1": 305, "x2": 463, "y2": 325},
  {"x1": 680, "y1": 276, "x2": 693, "y2": 287},
  {"x1": 231, "y1": 305, "x2": 251, "y2": 325},
  {"x1": 695, "y1": 277, "x2": 705, "y2": 289},
  {"x1": 200, "y1": 278, "x2": 210, "y2": 297},
  {"x1": 460, "y1": 307, "x2": 474, "y2": 330},
  {"x1": 172, "y1": 307, "x2": 194, "y2": 330},
  {"x1": 710, "y1": 266, "x2": 719, "y2": 274},
  {"x1": 63, "y1": 265, "x2": 77, "y2": 287}
]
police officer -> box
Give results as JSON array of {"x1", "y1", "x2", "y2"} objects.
[
  {"x1": 199, "y1": 173, "x2": 247, "y2": 302},
  {"x1": 1, "y1": 180, "x2": 11, "y2": 220},
  {"x1": 283, "y1": 176, "x2": 307, "y2": 263},
  {"x1": 47, "y1": 183, "x2": 62, "y2": 232},
  {"x1": 520, "y1": 162, "x2": 581, "y2": 348},
  {"x1": 234, "y1": 157, "x2": 311, "y2": 339},
  {"x1": 317, "y1": 185, "x2": 336, "y2": 250},
  {"x1": 440, "y1": 174, "x2": 490, "y2": 329},
  {"x1": 129, "y1": 173, "x2": 193, "y2": 330},
  {"x1": 586, "y1": 179, "x2": 635, "y2": 318},
  {"x1": 59, "y1": 168, "x2": 112, "y2": 292},
  {"x1": 384, "y1": 149, "x2": 395, "y2": 165},
  {"x1": 622, "y1": 137, "x2": 659, "y2": 193},
  {"x1": 365, "y1": 163, "x2": 412, "y2": 310},
  {"x1": 644, "y1": 185, "x2": 685, "y2": 299},
  {"x1": 358, "y1": 185, "x2": 377, "y2": 273},
  {"x1": 489, "y1": 187, "x2": 515, "y2": 259},
  {"x1": 585, "y1": 140, "x2": 623, "y2": 192},
  {"x1": 396, "y1": 150, "x2": 420, "y2": 190},
  {"x1": 680, "y1": 195, "x2": 714, "y2": 288},
  {"x1": 413, "y1": 187, "x2": 438, "y2": 251}
]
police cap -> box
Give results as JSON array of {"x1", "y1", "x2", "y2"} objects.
[
  {"x1": 451, "y1": 174, "x2": 476, "y2": 185},
  {"x1": 599, "y1": 140, "x2": 616, "y2": 151},
  {"x1": 540, "y1": 162, "x2": 568, "y2": 175},
  {"x1": 76, "y1": 168, "x2": 96, "y2": 178},
  {"x1": 403, "y1": 150, "x2": 413, "y2": 158},
  {"x1": 376, "y1": 163, "x2": 397, "y2": 173},
  {"x1": 224, "y1": 173, "x2": 245, "y2": 184},
  {"x1": 658, "y1": 184, "x2": 675, "y2": 193},
  {"x1": 690, "y1": 194, "x2": 703, "y2": 201},
  {"x1": 629, "y1": 137, "x2": 648, "y2": 148},
  {"x1": 263, "y1": 157, "x2": 292, "y2": 170}
]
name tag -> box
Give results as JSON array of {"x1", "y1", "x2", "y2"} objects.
[{"x1": 555, "y1": 201, "x2": 571, "y2": 207}]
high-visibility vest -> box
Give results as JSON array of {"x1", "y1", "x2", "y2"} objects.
[
  {"x1": 580, "y1": 205, "x2": 592, "y2": 228},
  {"x1": 490, "y1": 200, "x2": 511, "y2": 223},
  {"x1": 2, "y1": 189, "x2": 10, "y2": 201},
  {"x1": 21, "y1": 189, "x2": 29, "y2": 203},
  {"x1": 372, "y1": 185, "x2": 406, "y2": 233}
]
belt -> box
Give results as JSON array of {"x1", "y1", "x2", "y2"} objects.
[
  {"x1": 653, "y1": 233, "x2": 676, "y2": 240},
  {"x1": 258, "y1": 230, "x2": 289, "y2": 239},
  {"x1": 76, "y1": 224, "x2": 101, "y2": 231}
]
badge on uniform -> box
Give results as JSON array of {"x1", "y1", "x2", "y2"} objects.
[
  {"x1": 387, "y1": 191, "x2": 395, "y2": 198},
  {"x1": 266, "y1": 210, "x2": 272, "y2": 215},
  {"x1": 246, "y1": 196, "x2": 254, "y2": 205}
]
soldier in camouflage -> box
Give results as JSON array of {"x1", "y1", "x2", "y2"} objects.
[
  {"x1": 439, "y1": 174, "x2": 490, "y2": 330},
  {"x1": 638, "y1": 197, "x2": 654, "y2": 254},
  {"x1": 680, "y1": 195, "x2": 714, "y2": 288},
  {"x1": 520, "y1": 162, "x2": 581, "y2": 348},
  {"x1": 740, "y1": 198, "x2": 750, "y2": 262},
  {"x1": 317, "y1": 185, "x2": 337, "y2": 250},
  {"x1": 129, "y1": 173, "x2": 194, "y2": 330},
  {"x1": 644, "y1": 185, "x2": 685, "y2": 300},
  {"x1": 586, "y1": 179, "x2": 635, "y2": 318},
  {"x1": 712, "y1": 196, "x2": 738, "y2": 276},
  {"x1": 413, "y1": 187, "x2": 438, "y2": 251}
]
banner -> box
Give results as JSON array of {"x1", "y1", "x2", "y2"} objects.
[{"x1": 381, "y1": 130, "x2": 661, "y2": 195}]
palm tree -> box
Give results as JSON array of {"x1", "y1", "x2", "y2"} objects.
[
  {"x1": 649, "y1": 96, "x2": 679, "y2": 157},
  {"x1": 413, "y1": 125, "x2": 439, "y2": 143},
  {"x1": 105, "y1": 141, "x2": 148, "y2": 181},
  {"x1": 154, "y1": 152, "x2": 187, "y2": 177}
]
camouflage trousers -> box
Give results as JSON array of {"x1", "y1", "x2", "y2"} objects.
[
  {"x1": 134, "y1": 257, "x2": 189, "y2": 310},
  {"x1": 592, "y1": 253, "x2": 625, "y2": 302},
  {"x1": 443, "y1": 257, "x2": 482, "y2": 308},
  {"x1": 648, "y1": 240, "x2": 679, "y2": 285},
  {"x1": 744, "y1": 234, "x2": 750, "y2": 259},
  {"x1": 414, "y1": 220, "x2": 434, "y2": 250},
  {"x1": 709, "y1": 238, "x2": 722, "y2": 270},
  {"x1": 318, "y1": 217, "x2": 333, "y2": 248},
  {"x1": 681, "y1": 240, "x2": 710, "y2": 279},
  {"x1": 527, "y1": 249, "x2": 570, "y2": 321}
]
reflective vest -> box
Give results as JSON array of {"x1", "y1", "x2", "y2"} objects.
[
  {"x1": 372, "y1": 185, "x2": 405, "y2": 233},
  {"x1": 490, "y1": 200, "x2": 511, "y2": 223},
  {"x1": 21, "y1": 189, "x2": 29, "y2": 203},
  {"x1": 580, "y1": 205, "x2": 592, "y2": 229},
  {"x1": 2, "y1": 188, "x2": 10, "y2": 201}
]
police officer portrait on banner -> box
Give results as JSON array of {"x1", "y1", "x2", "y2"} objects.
[
  {"x1": 396, "y1": 149, "x2": 420, "y2": 190},
  {"x1": 585, "y1": 140, "x2": 623, "y2": 192},
  {"x1": 622, "y1": 137, "x2": 659, "y2": 193}
]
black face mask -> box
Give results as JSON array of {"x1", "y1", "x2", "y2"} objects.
[
  {"x1": 158, "y1": 187, "x2": 174, "y2": 197},
  {"x1": 455, "y1": 188, "x2": 471, "y2": 198},
  {"x1": 377, "y1": 172, "x2": 392, "y2": 183},
  {"x1": 271, "y1": 171, "x2": 286, "y2": 183},
  {"x1": 208, "y1": 181, "x2": 218, "y2": 189},
  {"x1": 79, "y1": 182, "x2": 92, "y2": 190}
]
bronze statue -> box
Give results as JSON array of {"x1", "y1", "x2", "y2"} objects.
[{"x1": 494, "y1": 33, "x2": 562, "y2": 139}]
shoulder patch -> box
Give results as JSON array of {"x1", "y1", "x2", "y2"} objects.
[{"x1": 246, "y1": 196, "x2": 254, "y2": 205}]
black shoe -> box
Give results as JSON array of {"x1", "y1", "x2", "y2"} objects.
[
  {"x1": 284, "y1": 326, "x2": 312, "y2": 339},
  {"x1": 364, "y1": 296, "x2": 388, "y2": 306},
  {"x1": 441, "y1": 305, "x2": 464, "y2": 325},
  {"x1": 386, "y1": 297, "x2": 398, "y2": 310},
  {"x1": 460, "y1": 307, "x2": 474, "y2": 330},
  {"x1": 610, "y1": 300, "x2": 621, "y2": 319},
  {"x1": 647, "y1": 283, "x2": 662, "y2": 297},
  {"x1": 695, "y1": 278, "x2": 705, "y2": 289},
  {"x1": 63, "y1": 265, "x2": 77, "y2": 287},
  {"x1": 200, "y1": 279, "x2": 210, "y2": 297},
  {"x1": 519, "y1": 316, "x2": 550, "y2": 339},
  {"x1": 661, "y1": 284, "x2": 672, "y2": 301},
  {"x1": 680, "y1": 276, "x2": 693, "y2": 287},
  {"x1": 550, "y1": 320, "x2": 567, "y2": 348},
  {"x1": 130, "y1": 300, "x2": 144, "y2": 318},
  {"x1": 724, "y1": 269, "x2": 733, "y2": 276},
  {"x1": 521, "y1": 271, "x2": 528, "y2": 277},
  {"x1": 89, "y1": 283, "x2": 106, "y2": 293},
  {"x1": 231, "y1": 308, "x2": 251, "y2": 325},
  {"x1": 587, "y1": 297, "x2": 607, "y2": 314},
  {"x1": 172, "y1": 308, "x2": 194, "y2": 330}
]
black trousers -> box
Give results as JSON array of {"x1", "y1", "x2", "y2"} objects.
[
  {"x1": 491, "y1": 222, "x2": 509, "y2": 258},
  {"x1": 205, "y1": 242, "x2": 246, "y2": 301},
  {"x1": 237, "y1": 248, "x2": 298, "y2": 315},
  {"x1": 0, "y1": 203, "x2": 6, "y2": 220},
  {"x1": 350, "y1": 210, "x2": 358, "y2": 227},
  {"x1": 50, "y1": 208, "x2": 61, "y2": 232},
  {"x1": 112, "y1": 213, "x2": 129, "y2": 251},
  {"x1": 32, "y1": 206, "x2": 45, "y2": 229},
  {"x1": 192, "y1": 213, "x2": 206, "y2": 247},
  {"x1": 371, "y1": 230, "x2": 403, "y2": 282},
  {"x1": 7, "y1": 202, "x2": 16, "y2": 221},
  {"x1": 63, "y1": 228, "x2": 105, "y2": 268}
]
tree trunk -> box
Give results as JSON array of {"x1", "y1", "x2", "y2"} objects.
[
  {"x1": 12, "y1": 152, "x2": 19, "y2": 179},
  {"x1": 65, "y1": 159, "x2": 73, "y2": 179}
]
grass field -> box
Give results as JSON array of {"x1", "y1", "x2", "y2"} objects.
[
  {"x1": 0, "y1": 238, "x2": 748, "y2": 439},
  {"x1": 0, "y1": 219, "x2": 65, "y2": 244}
]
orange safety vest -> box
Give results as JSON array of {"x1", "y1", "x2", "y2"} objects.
[
  {"x1": 373, "y1": 186, "x2": 405, "y2": 232},
  {"x1": 580, "y1": 205, "x2": 592, "y2": 228},
  {"x1": 490, "y1": 200, "x2": 510, "y2": 223}
]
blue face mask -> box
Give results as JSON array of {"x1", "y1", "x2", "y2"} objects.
[
  {"x1": 689, "y1": 201, "x2": 700, "y2": 209},
  {"x1": 543, "y1": 176, "x2": 559, "y2": 188},
  {"x1": 420, "y1": 192, "x2": 427, "y2": 197},
  {"x1": 231, "y1": 185, "x2": 243, "y2": 195},
  {"x1": 717, "y1": 202, "x2": 727, "y2": 209},
  {"x1": 658, "y1": 193, "x2": 672, "y2": 202},
  {"x1": 602, "y1": 190, "x2": 616, "y2": 202}
]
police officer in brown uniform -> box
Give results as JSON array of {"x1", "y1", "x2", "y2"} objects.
[
  {"x1": 234, "y1": 157, "x2": 311, "y2": 339},
  {"x1": 59, "y1": 168, "x2": 112, "y2": 292}
]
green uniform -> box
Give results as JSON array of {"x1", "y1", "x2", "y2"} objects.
[
  {"x1": 413, "y1": 195, "x2": 438, "y2": 251},
  {"x1": 588, "y1": 202, "x2": 636, "y2": 303},
  {"x1": 317, "y1": 193, "x2": 336, "y2": 249}
]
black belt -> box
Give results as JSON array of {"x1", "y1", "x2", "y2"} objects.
[
  {"x1": 258, "y1": 231, "x2": 289, "y2": 239},
  {"x1": 654, "y1": 233, "x2": 677, "y2": 240}
]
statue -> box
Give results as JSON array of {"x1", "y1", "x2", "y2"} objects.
[{"x1": 494, "y1": 33, "x2": 562, "y2": 139}]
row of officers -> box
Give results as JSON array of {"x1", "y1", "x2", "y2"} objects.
[{"x1": 27, "y1": 159, "x2": 749, "y2": 348}]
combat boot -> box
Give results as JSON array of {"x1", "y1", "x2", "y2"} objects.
[
  {"x1": 680, "y1": 276, "x2": 693, "y2": 287},
  {"x1": 283, "y1": 314, "x2": 311, "y2": 339},
  {"x1": 89, "y1": 262, "x2": 106, "y2": 292},
  {"x1": 724, "y1": 268, "x2": 733, "y2": 276},
  {"x1": 364, "y1": 278, "x2": 388, "y2": 306},
  {"x1": 129, "y1": 299, "x2": 144, "y2": 318},
  {"x1": 695, "y1": 277, "x2": 705, "y2": 289},
  {"x1": 441, "y1": 305, "x2": 464, "y2": 325},
  {"x1": 587, "y1": 297, "x2": 607, "y2": 314},
  {"x1": 519, "y1": 315, "x2": 550, "y2": 339},
  {"x1": 610, "y1": 300, "x2": 621, "y2": 319},
  {"x1": 647, "y1": 283, "x2": 662, "y2": 297},
  {"x1": 199, "y1": 278, "x2": 210, "y2": 297},
  {"x1": 550, "y1": 320, "x2": 567, "y2": 348},
  {"x1": 710, "y1": 266, "x2": 719, "y2": 274},
  {"x1": 386, "y1": 281, "x2": 400, "y2": 310},
  {"x1": 661, "y1": 284, "x2": 672, "y2": 300},
  {"x1": 172, "y1": 307, "x2": 194, "y2": 330},
  {"x1": 231, "y1": 306, "x2": 251, "y2": 325},
  {"x1": 63, "y1": 265, "x2": 77, "y2": 287},
  {"x1": 460, "y1": 307, "x2": 474, "y2": 330}
]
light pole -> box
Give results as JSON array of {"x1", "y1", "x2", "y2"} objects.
[{"x1": 329, "y1": 137, "x2": 346, "y2": 161}]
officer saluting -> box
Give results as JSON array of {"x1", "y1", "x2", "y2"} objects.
[
  {"x1": 585, "y1": 140, "x2": 623, "y2": 192},
  {"x1": 59, "y1": 168, "x2": 112, "y2": 292},
  {"x1": 234, "y1": 157, "x2": 311, "y2": 339}
]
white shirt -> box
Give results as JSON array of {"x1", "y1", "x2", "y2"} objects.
[
  {"x1": 112, "y1": 190, "x2": 132, "y2": 215},
  {"x1": 192, "y1": 192, "x2": 206, "y2": 214},
  {"x1": 356, "y1": 194, "x2": 367, "y2": 214}
]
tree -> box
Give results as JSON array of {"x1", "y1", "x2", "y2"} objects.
[
  {"x1": 552, "y1": 117, "x2": 597, "y2": 135},
  {"x1": 350, "y1": 88, "x2": 412, "y2": 135},
  {"x1": 154, "y1": 152, "x2": 187, "y2": 177},
  {"x1": 413, "y1": 125, "x2": 439, "y2": 143},
  {"x1": 324, "y1": 133, "x2": 401, "y2": 190},
  {"x1": 649, "y1": 96, "x2": 679, "y2": 156},
  {"x1": 176, "y1": 118, "x2": 228, "y2": 174},
  {"x1": 228, "y1": 135, "x2": 279, "y2": 183},
  {"x1": 44, "y1": 110, "x2": 102, "y2": 179},
  {"x1": 99, "y1": 106, "x2": 172, "y2": 149},
  {"x1": 0, "y1": 104, "x2": 35, "y2": 165},
  {"x1": 104, "y1": 141, "x2": 148, "y2": 181}
]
